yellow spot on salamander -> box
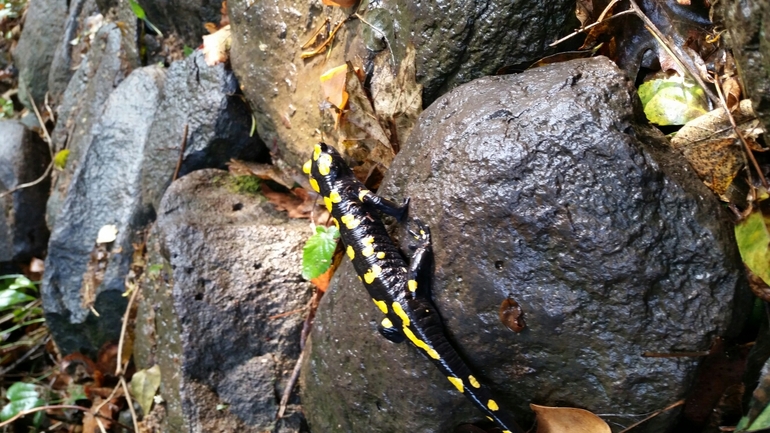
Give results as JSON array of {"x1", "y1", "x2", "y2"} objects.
[
  {"x1": 487, "y1": 399, "x2": 499, "y2": 411},
  {"x1": 503, "y1": 431, "x2": 512, "y2": 433},
  {"x1": 362, "y1": 236, "x2": 374, "y2": 245},
  {"x1": 332, "y1": 218, "x2": 339, "y2": 229},
  {"x1": 447, "y1": 376, "x2": 464, "y2": 393},
  {"x1": 373, "y1": 299, "x2": 388, "y2": 314},
  {"x1": 346, "y1": 245, "x2": 355, "y2": 260},
  {"x1": 324, "y1": 196, "x2": 333, "y2": 212},
  {"x1": 340, "y1": 214, "x2": 361, "y2": 230},
  {"x1": 376, "y1": 252, "x2": 386, "y2": 259},
  {"x1": 329, "y1": 190, "x2": 341, "y2": 203},
  {"x1": 302, "y1": 160, "x2": 312, "y2": 174},
  {"x1": 403, "y1": 326, "x2": 440, "y2": 359},
  {"x1": 469, "y1": 375, "x2": 480, "y2": 389},
  {"x1": 407, "y1": 280, "x2": 418, "y2": 292},
  {"x1": 317, "y1": 153, "x2": 332, "y2": 175},
  {"x1": 362, "y1": 245, "x2": 374, "y2": 257},
  {"x1": 363, "y1": 265, "x2": 382, "y2": 284},
  {"x1": 309, "y1": 178, "x2": 320, "y2": 193},
  {"x1": 313, "y1": 144, "x2": 322, "y2": 161},
  {"x1": 381, "y1": 317, "x2": 393, "y2": 328},
  {"x1": 392, "y1": 302, "x2": 409, "y2": 326},
  {"x1": 358, "y1": 189, "x2": 370, "y2": 202},
  {"x1": 487, "y1": 417, "x2": 493, "y2": 422}
]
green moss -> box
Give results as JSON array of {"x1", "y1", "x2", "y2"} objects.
[{"x1": 227, "y1": 175, "x2": 262, "y2": 195}]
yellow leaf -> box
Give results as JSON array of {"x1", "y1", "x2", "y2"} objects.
[
  {"x1": 322, "y1": 0, "x2": 357, "y2": 6},
  {"x1": 201, "y1": 24, "x2": 231, "y2": 66},
  {"x1": 320, "y1": 64, "x2": 349, "y2": 109},
  {"x1": 531, "y1": 404, "x2": 611, "y2": 433},
  {"x1": 130, "y1": 365, "x2": 162, "y2": 416},
  {"x1": 53, "y1": 149, "x2": 70, "y2": 170}
]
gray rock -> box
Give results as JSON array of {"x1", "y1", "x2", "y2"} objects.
[
  {"x1": 140, "y1": 50, "x2": 267, "y2": 215},
  {"x1": 134, "y1": 169, "x2": 311, "y2": 432},
  {"x1": 719, "y1": 0, "x2": 770, "y2": 134},
  {"x1": 12, "y1": 0, "x2": 67, "y2": 109},
  {"x1": 301, "y1": 57, "x2": 749, "y2": 433},
  {"x1": 42, "y1": 66, "x2": 165, "y2": 356},
  {"x1": 0, "y1": 121, "x2": 50, "y2": 263},
  {"x1": 227, "y1": 0, "x2": 574, "y2": 168},
  {"x1": 47, "y1": 22, "x2": 139, "y2": 229}
]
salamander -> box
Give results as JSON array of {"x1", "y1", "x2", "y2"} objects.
[{"x1": 304, "y1": 142, "x2": 524, "y2": 433}]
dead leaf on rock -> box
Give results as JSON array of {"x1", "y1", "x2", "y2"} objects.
[
  {"x1": 261, "y1": 183, "x2": 330, "y2": 224},
  {"x1": 322, "y1": 0, "x2": 357, "y2": 6},
  {"x1": 531, "y1": 404, "x2": 611, "y2": 433},
  {"x1": 671, "y1": 99, "x2": 764, "y2": 199},
  {"x1": 343, "y1": 62, "x2": 392, "y2": 150},
  {"x1": 321, "y1": 64, "x2": 349, "y2": 113},
  {"x1": 202, "y1": 24, "x2": 231, "y2": 66},
  {"x1": 371, "y1": 43, "x2": 423, "y2": 151}
]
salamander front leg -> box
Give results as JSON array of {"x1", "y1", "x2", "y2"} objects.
[
  {"x1": 405, "y1": 218, "x2": 432, "y2": 298},
  {"x1": 358, "y1": 189, "x2": 410, "y2": 220}
]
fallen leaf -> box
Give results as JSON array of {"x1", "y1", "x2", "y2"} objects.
[
  {"x1": 320, "y1": 64, "x2": 349, "y2": 110},
  {"x1": 370, "y1": 43, "x2": 423, "y2": 151},
  {"x1": 261, "y1": 183, "x2": 329, "y2": 223},
  {"x1": 322, "y1": 0, "x2": 356, "y2": 6},
  {"x1": 202, "y1": 24, "x2": 231, "y2": 66},
  {"x1": 96, "y1": 225, "x2": 118, "y2": 244},
  {"x1": 671, "y1": 99, "x2": 763, "y2": 198},
  {"x1": 638, "y1": 76, "x2": 709, "y2": 125},
  {"x1": 722, "y1": 76, "x2": 741, "y2": 110},
  {"x1": 531, "y1": 404, "x2": 611, "y2": 433},
  {"x1": 343, "y1": 62, "x2": 392, "y2": 150},
  {"x1": 130, "y1": 365, "x2": 162, "y2": 416},
  {"x1": 735, "y1": 210, "x2": 770, "y2": 288}
]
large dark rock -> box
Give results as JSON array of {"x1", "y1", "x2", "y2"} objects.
[
  {"x1": 0, "y1": 121, "x2": 51, "y2": 263},
  {"x1": 301, "y1": 57, "x2": 749, "y2": 433},
  {"x1": 139, "y1": 50, "x2": 268, "y2": 215},
  {"x1": 228, "y1": 0, "x2": 574, "y2": 168},
  {"x1": 719, "y1": 0, "x2": 770, "y2": 134},
  {"x1": 134, "y1": 169, "x2": 311, "y2": 432},
  {"x1": 12, "y1": 0, "x2": 68, "y2": 108},
  {"x1": 47, "y1": 22, "x2": 139, "y2": 229},
  {"x1": 42, "y1": 66, "x2": 165, "y2": 356}
]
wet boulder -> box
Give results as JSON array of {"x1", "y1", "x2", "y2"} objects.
[
  {"x1": 134, "y1": 169, "x2": 311, "y2": 433},
  {"x1": 227, "y1": 0, "x2": 576, "y2": 168},
  {"x1": 301, "y1": 57, "x2": 749, "y2": 433},
  {"x1": 0, "y1": 121, "x2": 50, "y2": 263}
]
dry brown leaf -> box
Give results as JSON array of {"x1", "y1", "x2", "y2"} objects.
[
  {"x1": 531, "y1": 404, "x2": 611, "y2": 433},
  {"x1": 370, "y1": 43, "x2": 423, "y2": 151},
  {"x1": 320, "y1": 64, "x2": 349, "y2": 109},
  {"x1": 671, "y1": 99, "x2": 764, "y2": 199},
  {"x1": 201, "y1": 24, "x2": 231, "y2": 66},
  {"x1": 261, "y1": 183, "x2": 330, "y2": 223},
  {"x1": 722, "y1": 76, "x2": 741, "y2": 110},
  {"x1": 343, "y1": 63, "x2": 392, "y2": 149},
  {"x1": 322, "y1": 0, "x2": 356, "y2": 6}
]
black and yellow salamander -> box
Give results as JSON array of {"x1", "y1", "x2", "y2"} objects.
[{"x1": 303, "y1": 142, "x2": 524, "y2": 433}]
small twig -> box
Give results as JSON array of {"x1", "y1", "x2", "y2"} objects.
[
  {"x1": 618, "y1": 399, "x2": 685, "y2": 433},
  {"x1": 354, "y1": 13, "x2": 395, "y2": 67},
  {"x1": 277, "y1": 351, "x2": 304, "y2": 419},
  {"x1": 301, "y1": 19, "x2": 346, "y2": 59},
  {"x1": 91, "y1": 382, "x2": 122, "y2": 416},
  {"x1": 116, "y1": 283, "x2": 140, "y2": 376},
  {"x1": 120, "y1": 376, "x2": 141, "y2": 433},
  {"x1": 268, "y1": 308, "x2": 306, "y2": 320},
  {"x1": 0, "y1": 336, "x2": 49, "y2": 376},
  {"x1": 713, "y1": 74, "x2": 768, "y2": 188},
  {"x1": 172, "y1": 124, "x2": 189, "y2": 181},
  {"x1": 0, "y1": 83, "x2": 54, "y2": 199},
  {"x1": 550, "y1": 2, "x2": 634, "y2": 46},
  {"x1": 96, "y1": 417, "x2": 108, "y2": 433},
  {"x1": 302, "y1": 17, "x2": 330, "y2": 49},
  {"x1": 0, "y1": 405, "x2": 125, "y2": 429}
]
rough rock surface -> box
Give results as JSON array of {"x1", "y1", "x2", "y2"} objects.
[
  {"x1": 0, "y1": 121, "x2": 50, "y2": 263},
  {"x1": 47, "y1": 22, "x2": 139, "y2": 229},
  {"x1": 134, "y1": 169, "x2": 311, "y2": 433},
  {"x1": 12, "y1": 0, "x2": 68, "y2": 108},
  {"x1": 720, "y1": 0, "x2": 770, "y2": 133},
  {"x1": 140, "y1": 50, "x2": 268, "y2": 215},
  {"x1": 228, "y1": 0, "x2": 574, "y2": 168},
  {"x1": 301, "y1": 57, "x2": 749, "y2": 433},
  {"x1": 42, "y1": 66, "x2": 164, "y2": 356}
]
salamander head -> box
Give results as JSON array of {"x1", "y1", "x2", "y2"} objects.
[{"x1": 302, "y1": 142, "x2": 350, "y2": 194}]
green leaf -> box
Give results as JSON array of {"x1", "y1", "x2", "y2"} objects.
[
  {"x1": 0, "y1": 290, "x2": 35, "y2": 310},
  {"x1": 7, "y1": 275, "x2": 34, "y2": 291},
  {"x1": 302, "y1": 225, "x2": 340, "y2": 280},
  {"x1": 0, "y1": 382, "x2": 44, "y2": 422},
  {"x1": 638, "y1": 77, "x2": 708, "y2": 126},
  {"x1": 53, "y1": 149, "x2": 70, "y2": 170},
  {"x1": 736, "y1": 210, "x2": 770, "y2": 287},
  {"x1": 0, "y1": 97, "x2": 13, "y2": 118},
  {"x1": 746, "y1": 400, "x2": 770, "y2": 431},
  {"x1": 128, "y1": 0, "x2": 146, "y2": 19},
  {"x1": 183, "y1": 45, "x2": 194, "y2": 57},
  {"x1": 130, "y1": 364, "x2": 161, "y2": 416}
]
